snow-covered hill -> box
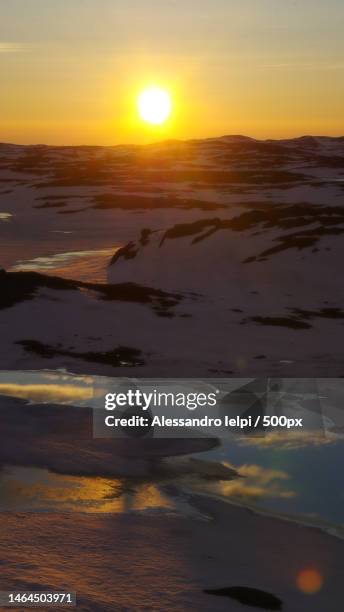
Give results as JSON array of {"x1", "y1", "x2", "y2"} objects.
[{"x1": 1, "y1": 136, "x2": 344, "y2": 375}]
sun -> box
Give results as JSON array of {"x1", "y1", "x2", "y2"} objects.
[{"x1": 137, "y1": 87, "x2": 172, "y2": 125}]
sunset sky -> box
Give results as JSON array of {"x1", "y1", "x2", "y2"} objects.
[{"x1": 1, "y1": 0, "x2": 344, "y2": 145}]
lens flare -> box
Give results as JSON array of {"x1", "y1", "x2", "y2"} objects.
[{"x1": 297, "y1": 569, "x2": 324, "y2": 594}]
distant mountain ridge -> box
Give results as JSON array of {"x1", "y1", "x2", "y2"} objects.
[{"x1": 1, "y1": 134, "x2": 344, "y2": 150}]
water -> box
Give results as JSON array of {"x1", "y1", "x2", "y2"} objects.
[
  {"x1": 9, "y1": 247, "x2": 117, "y2": 282},
  {"x1": 198, "y1": 438, "x2": 344, "y2": 528},
  {"x1": 0, "y1": 369, "x2": 343, "y2": 535},
  {"x1": 0, "y1": 212, "x2": 12, "y2": 221}
]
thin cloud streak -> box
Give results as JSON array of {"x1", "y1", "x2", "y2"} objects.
[
  {"x1": 261, "y1": 61, "x2": 344, "y2": 71},
  {"x1": 0, "y1": 43, "x2": 32, "y2": 53}
]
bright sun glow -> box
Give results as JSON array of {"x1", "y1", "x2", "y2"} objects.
[{"x1": 137, "y1": 87, "x2": 172, "y2": 125}]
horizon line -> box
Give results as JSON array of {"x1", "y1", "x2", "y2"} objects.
[{"x1": 1, "y1": 133, "x2": 344, "y2": 149}]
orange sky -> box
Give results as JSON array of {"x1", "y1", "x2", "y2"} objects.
[{"x1": 1, "y1": 0, "x2": 344, "y2": 145}]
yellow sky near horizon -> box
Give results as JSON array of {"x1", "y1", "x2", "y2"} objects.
[{"x1": 1, "y1": 0, "x2": 344, "y2": 145}]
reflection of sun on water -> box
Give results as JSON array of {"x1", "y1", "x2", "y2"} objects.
[
  {"x1": 0, "y1": 467, "x2": 172, "y2": 514},
  {"x1": 0, "y1": 382, "x2": 93, "y2": 404}
]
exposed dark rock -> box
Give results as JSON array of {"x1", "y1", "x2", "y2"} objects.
[
  {"x1": 204, "y1": 586, "x2": 283, "y2": 610},
  {"x1": 93, "y1": 193, "x2": 223, "y2": 210},
  {"x1": 0, "y1": 270, "x2": 183, "y2": 316},
  {"x1": 248, "y1": 316, "x2": 312, "y2": 330},
  {"x1": 110, "y1": 242, "x2": 139, "y2": 264},
  {"x1": 16, "y1": 340, "x2": 145, "y2": 367}
]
